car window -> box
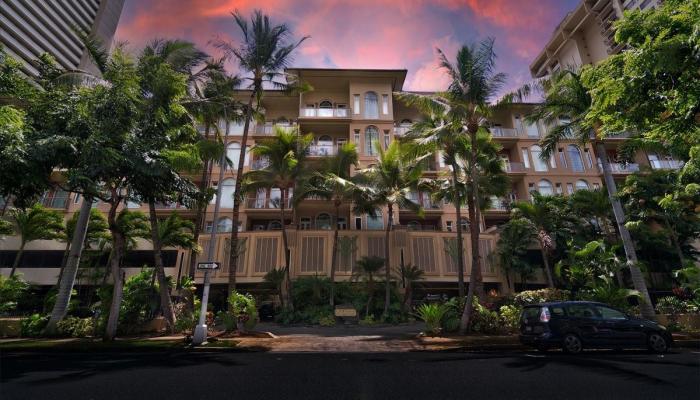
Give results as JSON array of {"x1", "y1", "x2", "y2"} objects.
[
  {"x1": 521, "y1": 307, "x2": 540, "y2": 321},
  {"x1": 565, "y1": 304, "x2": 596, "y2": 318},
  {"x1": 595, "y1": 306, "x2": 627, "y2": 320},
  {"x1": 551, "y1": 306, "x2": 565, "y2": 317}
]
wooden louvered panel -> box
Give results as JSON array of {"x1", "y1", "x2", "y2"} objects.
[
  {"x1": 411, "y1": 237, "x2": 436, "y2": 272},
  {"x1": 366, "y1": 236, "x2": 385, "y2": 259},
  {"x1": 479, "y1": 239, "x2": 495, "y2": 274},
  {"x1": 254, "y1": 237, "x2": 278, "y2": 273},
  {"x1": 222, "y1": 238, "x2": 247, "y2": 274},
  {"x1": 301, "y1": 236, "x2": 325, "y2": 273}
]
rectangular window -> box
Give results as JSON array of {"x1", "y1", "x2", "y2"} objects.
[
  {"x1": 353, "y1": 94, "x2": 360, "y2": 114},
  {"x1": 558, "y1": 148, "x2": 568, "y2": 168},
  {"x1": 567, "y1": 183, "x2": 574, "y2": 194},
  {"x1": 446, "y1": 221, "x2": 453, "y2": 232},
  {"x1": 555, "y1": 183, "x2": 563, "y2": 194},
  {"x1": 354, "y1": 130, "x2": 360, "y2": 145},
  {"x1": 355, "y1": 217, "x2": 362, "y2": 230},
  {"x1": 584, "y1": 149, "x2": 593, "y2": 169},
  {"x1": 73, "y1": 194, "x2": 81, "y2": 204},
  {"x1": 521, "y1": 148, "x2": 531, "y2": 169},
  {"x1": 549, "y1": 156, "x2": 557, "y2": 169},
  {"x1": 528, "y1": 183, "x2": 535, "y2": 195},
  {"x1": 382, "y1": 94, "x2": 389, "y2": 114},
  {"x1": 384, "y1": 130, "x2": 390, "y2": 148},
  {"x1": 593, "y1": 183, "x2": 600, "y2": 190}
]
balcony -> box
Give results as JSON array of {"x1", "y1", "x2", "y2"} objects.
[
  {"x1": 250, "y1": 159, "x2": 270, "y2": 170},
  {"x1": 300, "y1": 107, "x2": 350, "y2": 119},
  {"x1": 394, "y1": 125, "x2": 411, "y2": 136},
  {"x1": 308, "y1": 144, "x2": 337, "y2": 157},
  {"x1": 650, "y1": 160, "x2": 684, "y2": 170},
  {"x1": 254, "y1": 122, "x2": 297, "y2": 135},
  {"x1": 504, "y1": 162, "x2": 526, "y2": 173},
  {"x1": 490, "y1": 127, "x2": 521, "y2": 138},
  {"x1": 600, "y1": 161, "x2": 639, "y2": 173},
  {"x1": 41, "y1": 194, "x2": 70, "y2": 209},
  {"x1": 246, "y1": 197, "x2": 293, "y2": 210}
]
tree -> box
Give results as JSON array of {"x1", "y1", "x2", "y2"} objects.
[
  {"x1": 496, "y1": 217, "x2": 537, "y2": 291},
  {"x1": 57, "y1": 208, "x2": 110, "y2": 286},
  {"x1": 352, "y1": 256, "x2": 385, "y2": 317},
  {"x1": 263, "y1": 268, "x2": 286, "y2": 307},
  {"x1": 515, "y1": 66, "x2": 656, "y2": 320},
  {"x1": 301, "y1": 142, "x2": 359, "y2": 307},
  {"x1": 355, "y1": 141, "x2": 423, "y2": 317},
  {"x1": 7, "y1": 204, "x2": 64, "y2": 277},
  {"x1": 213, "y1": 9, "x2": 309, "y2": 300},
  {"x1": 152, "y1": 213, "x2": 197, "y2": 286},
  {"x1": 243, "y1": 127, "x2": 313, "y2": 310},
  {"x1": 396, "y1": 264, "x2": 424, "y2": 313}
]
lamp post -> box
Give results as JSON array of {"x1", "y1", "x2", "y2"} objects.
[{"x1": 193, "y1": 109, "x2": 230, "y2": 345}]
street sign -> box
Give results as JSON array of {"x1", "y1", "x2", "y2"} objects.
[{"x1": 197, "y1": 262, "x2": 220, "y2": 270}]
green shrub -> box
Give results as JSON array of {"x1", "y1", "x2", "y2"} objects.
[
  {"x1": 21, "y1": 314, "x2": 48, "y2": 337},
  {"x1": 469, "y1": 299, "x2": 500, "y2": 334},
  {"x1": 359, "y1": 315, "x2": 376, "y2": 326},
  {"x1": 513, "y1": 289, "x2": 571, "y2": 306},
  {"x1": 56, "y1": 316, "x2": 93, "y2": 337},
  {"x1": 0, "y1": 274, "x2": 29, "y2": 314},
  {"x1": 173, "y1": 296, "x2": 200, "y2": 333},
  {"x1": 42, "y1": 287, "x2": 79, "y2": 315},
  {"x1": 274, "y1": 307, "x2": 300, "y2": 325},
  {"x1": 228, "y1": 291, "x2": 258, "y2": 331},
  {"x1": 292, "y1": 276, "x2": 332, "y2": 310},
  {"x1": 415, "y1": 303, "x2": 448, "y2": 335},
  {"x1": 318, "y1": 314, "x2": 336, "y2": 327},
  {"x1": 119, "y1": 269, "x2": 160, "y2": 334},
  {"x1": 498, "y1": 305, "x2": 522, "y2": 333},
  {"x1": 442, "y1": 297, "x2": 465, "y2": 332},
  {"x1": 577, "y1": 286, "x2": 640, "y2": 312},
  {"x1": 655, "y1": 296, "x2": 698, "y2": 315}
]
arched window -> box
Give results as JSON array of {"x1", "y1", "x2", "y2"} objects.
[
  {"x1": 575, "y1": 179, "x2": 589, "y2": 191},
  {"x1": 568, "y1": 145, "x2": 584, "y2": 172},
  {"x1": 316, "y1": 213, "x2": 332, "y2": 230},
  {"x1": 365, "y1": 126, "x2": 379, "y2": 156},
  {"x1": 317, "y1": 135, "x2": 334, "y2": 156},
  {"x1": 366, "y1": 211, "x2": 383, "y2": 230},
  {"x1": 268, "y1": 220, "x2": 282, "y2": 230},
  {"x1": 407, "y1": 221, "x2": 421, "y2": 230},
  {"x1": 530, "y1": 145, "x2": 548, "y2": 172},
  {"x1": 401, "y1": 119, "x2": 412, "y2": 125},
  {"x1": 364, "y1": 92, "x2": 378, "y2": 119},
  {"x1": 217, "y1": 217, "x2": 233, "y2": 233},
  {"x1": 318, "y1": 100, "x2": 333, "y2": 117},
  {"x1": 226, "y1": 142, "x2": 241, "y2": 170},
  {"x1": 538, "y1": 179, "x2": 554, "y2": 196},
  {"x1": 220, "y1": 178, "x2": 236, "y2": 208},
  {"x1": 276, "y1": 117, "x2": 290, "y2": 125}
]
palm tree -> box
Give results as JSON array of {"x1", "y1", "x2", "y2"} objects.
[
  {"x1": 213, "y1": 9, "x2": 309, "y2": 299},
  {"x1": 352, "y1": 256, "x2": 385, "y2": 317},
  {"x1": 263, "y1": 268, "x2": 286, "y2": 308},
  {"x1": 496, "y1": 217, "x2": 537, "y2": 291},
  {"x1": 512, "y1": 192, "x2": 571, "y2": 288},
  {"x1": 57, "y1": 208, "x2": 110, "y2": 286},
  {"x1": 569, "y1": 189, "x2": 614, "y2": 241},
  {"x1": 515, "y1": 68, "x2": 655, "y2": 319},
  {"x1": 104, "y1": 209, "x2": 151, "y2": 340},
  {"x1": 355, "y1": 141, "x2": 423, "y2": 317},
  {"x1": 7, "y1": 204, "x2": 64, "y2": 277},
  {"x1": 301, "y1": 142, "x2": 359, "y2": 307},
  {"x1": 151, "y1": 213, "x2": 197, "y2": 285},
  {"x1": 243, "y1": 127, "x2": 313, "y2": 310},
  {"x1": 396, "y1": 264, "x2": 424, "y2": 312}
]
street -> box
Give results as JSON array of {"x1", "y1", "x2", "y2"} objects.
[{"x1": 2, "y1": 349, "x2": 698, "y2": 400}]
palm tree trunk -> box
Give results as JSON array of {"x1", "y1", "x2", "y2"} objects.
[
  {"x1": 45, "y1": 199, "x2": 92, "y2": 334},
  {"x1": 460, "y1": 125, "x2": 481, "y2": 334},
  {"x1": 56, "y1": 241, "x2": 71, "y2": 286},
  {"x1": 280, "y1": 188, "x2": 294, "y2": 311},
  {"x1": 539, "y1": 245, "x2": 555, "y2": 288},
  {"x1": 228, "y1": 91, "x2": 256, "y2": 298},
  {"x1": 383, "y1": 203, "x2": 393, "y2": 317},
  {"x1": 329, "y1": 202, "x2": 340, "y2": 307},
  {"x1": 596, "y1": 143, "x2": 655, "y2": 319},
  {"x1": 9, "y1": 241, "x2": 25, "y2": 278},
  {"x1": 451, "y1": 163, "x2": 466, "y2": 298},
  {"x1": 148, "y1": 202, "x2": 176, "y2": 333}
]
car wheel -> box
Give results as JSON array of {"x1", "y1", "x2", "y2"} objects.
[
  {"x1": 647, "y1": 333, "x2": 668, "y2": 354},
  {"x1": 562, "y1": 334, "x2": 583, "y2": 354}
]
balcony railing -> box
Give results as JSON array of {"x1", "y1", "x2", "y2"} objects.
[
  {"x1": 504, "y1": 162, "x2": 526, "y2": 173},
  {"x1": 246, "y1": 197, "x2": 293, "y2": 209},
  {"x1": 300, "y1": 107, "x2": 350, "y2": 118},
  {"x1": 394, "y1": 125, "x2": 411, "y2": 136},
  {"x1": 600, "y1": 161, "x2": 639, "y2": 173},
  {"x1": 254, "y1": 123, "x2": 297, "y2": 135},
  {"x1": 650, "y1": 160, "x2": 684, "y2": 170},
  {"x1": 490, "y1": 127, "x2": 521, "y2": 138},
  {"x1": 308, "y1": 144, "x2": 337, "y2": 157}
]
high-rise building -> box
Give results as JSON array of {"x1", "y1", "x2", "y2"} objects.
[{"x1": 0, "y1": 0, "x2": 125, "y2": 77}]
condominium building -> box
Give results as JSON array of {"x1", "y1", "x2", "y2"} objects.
[{"x1": 0, "y1": 0, "x2": 125, "y2": 77}]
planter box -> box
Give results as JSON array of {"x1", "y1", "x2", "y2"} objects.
[
  {"x1": 658, "y1": 314, "x2": 700, "y2": 330},
  {"x1": 0, "y1": 318, "x2": 22, "y2": 337}
]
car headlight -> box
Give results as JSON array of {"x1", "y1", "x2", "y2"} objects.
[{"x1": 657, "y1": 324, "x2": 667, "y2": 330}]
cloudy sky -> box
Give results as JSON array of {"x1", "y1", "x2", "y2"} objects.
[{"x1": 115, "y1": 0, "x2": 578, "y2": 94}]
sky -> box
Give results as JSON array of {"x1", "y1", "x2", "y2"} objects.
[{"x1": 115, "y1": 0, "x2": 579, "y2": 95}]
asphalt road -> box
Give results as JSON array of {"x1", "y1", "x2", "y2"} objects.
[{"x1": 2, "y1": 349, "x2": 699, "y2": 400}]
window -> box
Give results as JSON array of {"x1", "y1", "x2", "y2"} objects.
[
  {"x1": 558, "y1": 148, "x2": 568, "y2": 168},
  {"x1": 407, "y1": 221, "x2": 420, "y2": 230},
  {"x1": 269, "y1": 188, "x2": 281, "y2": 208},
  {"x1": 127, "y1": 199, "x2": 141, "y2": 209},
  {"x1": 566, "y1": 304, "x2": 596, "y2": 318},
  {"x1": 538, "y1": 179, "x2": 554, "y2": 196},
  {"x1": 226, "y1": 142, "x2": 241, "y2": 170},
  {"x1": 567, "y1": 183, "x2": 574, "y2": 194},
  {"x1": 583, "y1": 148, "x2": 593, "y2": 169},
  {"x1": 220, "y1": 178, "x2": 236, "y2": 208},
  {"x1": 73, "y1": 194, "x2": 81, "y2": 204},
  {"x1": 593, "y1": 183, "x2": 600, "y2": 190},
  {"x1": 269, "y1": 220, "x2": 282, "y2": 230},
  {"x1": 318, "y1": 100, "x2": 333, "y2": 117},
  {"x1": 555, "y1": 183, "x2": 563, "y2": 194},
  {"x1": 353, "y1": 94, "x2": 360, "y2": 114},
  {"x1": 383, "y1": 130, "x2": 390, "y2": 148},
  {"x1": 575, "y1": 179, "x2": 589, "y2": 191},
  {"x1": 524, "y1": 118, "x2": 539, "y2": 137},
  {"x1": 217, "y1": 217, "x2": 233, "y2": 233},
  {"x1": 355, "y1": 217, "x2": 362, "y2": 230},
  {"x1": 354, "y1": 129, "x2": 360, "y2": 145},
  {"x1": 337, "y1": 217, "x2": 347, "y2": 230},
  {"x1": 446, "y1": 221, "x2": 453, "y2": 232},
  {"x1": 549, "y1": 155, "x2": 557, "y2": 169},
  {"x1": 568, "y1": 145, "x2": 584, "y2": 172},
  {"x1": 204, "y1": 221, "x2": 213, "y2": 233},
  {"x1": 528, "y1": 183, "x2": 536, "y2": 194},
  {"x1": 317, "y1": 135, "x2": 334, "y2": 156},
  {"x1": 595, "y1": 305, "x2": 627, "y2": 320},
  {"x1": 521, "y1": 148, "x2": 531, "y2": 169},
  {"x1": 382, "y1": 94, "x2": 389, "y2": 114},
  {"x1": 531, "y1": 145, "x2": 548, "y2": 172},
  {"x1": 366, "y1": 211, "x2": 383, "y2": 230},
  {"x1": 316, "y1": 213, "x2": 332, "y2": 230},
  {"x1": 460, "y1": 218, "x2": 469, "y2": 232},
  {"x1": 364, "y1": 92, "x2": 379, "y2": 119},
  {"x1": 300, "y1": 217, "x2": 312, "y2": 230},
  {"x1": 304, "y1": 103, "x2": 315, "y2": 117},
  {"x1": 365, "y1": 126, "x2": 379, "y2": 156}
]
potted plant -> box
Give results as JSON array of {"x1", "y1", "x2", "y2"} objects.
[{"x1": 228, "y1": 291, "x2": 258, "y2": 334}]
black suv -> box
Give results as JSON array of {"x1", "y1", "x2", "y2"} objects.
[{"x1": 519, "y1": 301, "x2": 672, "y2": 354}]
